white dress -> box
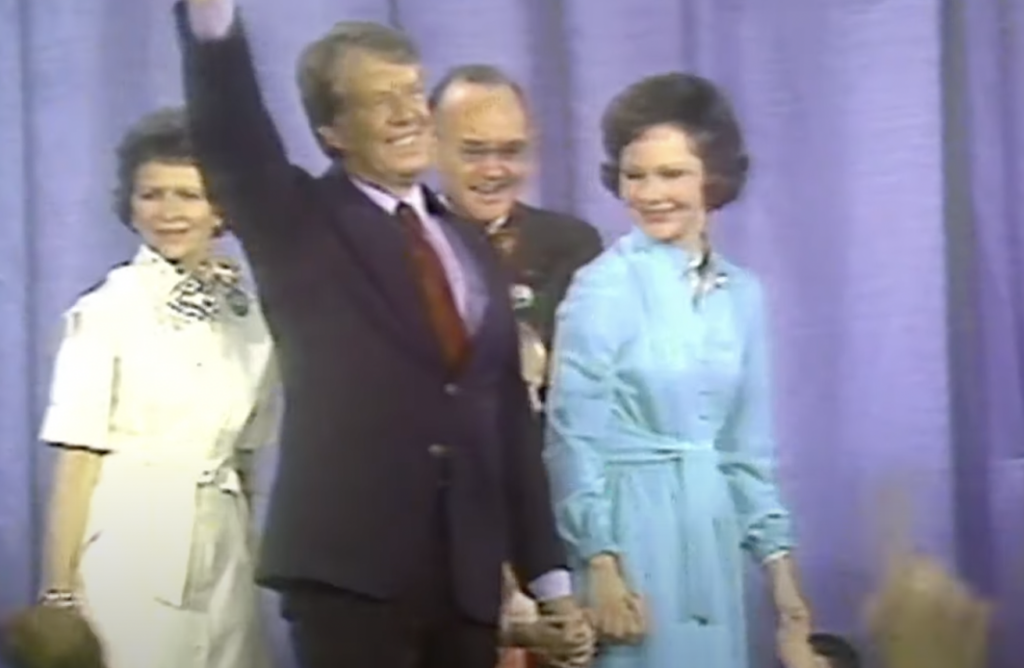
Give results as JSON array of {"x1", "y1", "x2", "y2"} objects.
[{"x1": 39, "y1": 246, "x2": 276, "y2": 668}]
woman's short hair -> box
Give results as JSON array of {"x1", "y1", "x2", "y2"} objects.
[
  {"x1": 112, "y1": 107, "x2": 218, "y2": 229},
  {"x1": 599, "y1": 72, "x2": 750, "y2": 210}
]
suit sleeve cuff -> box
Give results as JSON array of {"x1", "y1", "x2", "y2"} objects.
[{"x1": 527, "y1": 569, "x2": 572, "y2": 602}]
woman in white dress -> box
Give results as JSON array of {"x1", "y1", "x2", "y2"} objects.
[{"x1": 36, "y1": 107, "x2": 276, "y2": 668}]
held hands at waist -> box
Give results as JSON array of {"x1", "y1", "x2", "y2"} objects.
[{"x1": 501, "y1": 570, "x2": 595, "y2": 668}]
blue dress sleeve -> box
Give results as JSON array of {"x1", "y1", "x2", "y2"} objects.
[
  {"x1": 543, "y1": 263, "x2": 622, "y2": 564},
  {"x1": 717, "y1": 276, "x2": 795, "y2": 562}
]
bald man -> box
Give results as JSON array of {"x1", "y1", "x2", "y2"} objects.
[
  {"x1": 430, "y1": 65, "x2": 602, "y2": 350},
  {"x1": 431, "y1": 66, "x2": 602, "y2": 667}
]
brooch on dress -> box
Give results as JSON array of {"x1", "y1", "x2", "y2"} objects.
[{"x1": 687, "y1": 250, "x2": 728, "y2": 306}]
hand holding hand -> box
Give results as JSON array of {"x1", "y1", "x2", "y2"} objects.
[
  {"x1": 511, "y1": 617, "x2": 592, "y2": 668},
  {"x1": 587, "y1": 555, "x2": 646, "y2": 645},
  {"x1": 534, "y1": 596, "x2": 595, "y2": 668}
]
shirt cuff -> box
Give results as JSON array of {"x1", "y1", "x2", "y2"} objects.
[
  {"x1": 527, "y1": 569, "x2": 572, "y2": 602},
  {"x1": 187, "y1": 0, "x2": 236, "y2": 40},
  {"x1": 503, "y1": 591, "x2": 539, "y2": 624},
  {"x1": 762, "y1": 550, "x2": 790, "y2": 564}
]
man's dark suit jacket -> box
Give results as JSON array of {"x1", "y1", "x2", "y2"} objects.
[
  {"x1": 175, "y1": 6, "x2": 565, "y2": 624},
  {"x1": 493, "y1": 203, "x2": 602, "y2": 347}
]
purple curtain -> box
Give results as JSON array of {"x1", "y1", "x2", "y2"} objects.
[
  {"x1": 0, "y1": 1, "x2": 1019, "y2": 667},
  {"x1": 949, "y1": 0, "x2": 1024, "y2": 664}
]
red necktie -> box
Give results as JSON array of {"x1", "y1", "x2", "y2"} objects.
[{"x1": 395, "y1": 202, "x2": 470, "y2": 372}]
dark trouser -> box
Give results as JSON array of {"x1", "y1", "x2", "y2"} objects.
[{"x1": 281, "y1": 488, "x2": 498, "y2": 668}]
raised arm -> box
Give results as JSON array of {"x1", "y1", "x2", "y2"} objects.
[{"x1": 174, "y1": 0, "x2": 300, "y2": 243}]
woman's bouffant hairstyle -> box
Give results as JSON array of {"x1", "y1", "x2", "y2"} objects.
[
  {"x1": 112, "y1": 107, "x2": 223, "y2": 233},
  {"x1": 599, "y1": 72, "x2": 750, "y2": 211}
]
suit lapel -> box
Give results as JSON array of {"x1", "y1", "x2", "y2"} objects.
[
  {"x1": 434, "y1": 203, "x2": 511, "y2": 375},
  {"x1": 319, "y1": 168, "x2": 441, "y2": 369},
  {"x1": 318, "y1": 168, "x2": 514, "y2": 376},
  {"x1": 501, "y1": 204, "x2": 543, "y2": 283}
]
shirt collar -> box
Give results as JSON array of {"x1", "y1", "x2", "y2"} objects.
[
  {"x1": 352, "y1": 177, "x2": 433, "y2": 221},
  {"x1": 486, "y1": 216, "x2": 510, "y2": 235},
  {"x1": 132, "y1": 245, "x2": 186, "y2": 284},
  {"x1": 436, "y1": 193, "x2": 511, "y2": 233},
  {"x1": 133, "y1": 244, "x2": 170, "y2": 266},
  {"x1": 626, "y1": 227, "x2": 730, "y2": 291}
]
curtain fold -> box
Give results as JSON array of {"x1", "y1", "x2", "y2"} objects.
[
  {"x1": 950, "y1": 0, "x2": 1024, "y2": 664},
  {"x1": 0, "y1": 0, "x2": 38, "y2": 616}
]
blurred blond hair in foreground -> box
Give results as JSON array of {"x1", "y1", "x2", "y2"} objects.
[
  {"x1": 0, "y1": 606, "x2": 105, "y2": 668},
  {"x1": 862, "y1": 484, "x2": 991, "y2": 668}
]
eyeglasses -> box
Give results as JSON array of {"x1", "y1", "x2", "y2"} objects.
[{"x1": 459, "y1": 143, "x2": 530, "y2": 164}]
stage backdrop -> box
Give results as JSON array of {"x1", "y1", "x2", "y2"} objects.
[{"x1": 1, "y1": 0, "x2": 1020, "y2": 666}]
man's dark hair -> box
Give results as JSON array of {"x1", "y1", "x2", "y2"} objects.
[
  {"x1": 297, "y1": 21, "x2": 420, "y2": 153},
  {"x1": 809, "y1": 633, "x2": 861, "y2": 668},
  {"x1": 112, "y1": 107, "x2": 216, "y2": 229},
  {"x1": 599, "y1": 72, "x2": 750, "y2": 211},
  {"x1": 428, "y1": 63, "x2": 526, "y2": 111}
]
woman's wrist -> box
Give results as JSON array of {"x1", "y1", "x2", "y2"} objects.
[
  {"x1": 39, "y1": 588, "x2": 80, "y2": 609},
  {"x1": 766, "y1": 553, "x2": 802, "y2": 596},
  {"x1": 42, "y1": 566, "x2": 77, "y2": 594},
  {"x1": 589, "y1": 552, "x2": 619, "y2": 573}
]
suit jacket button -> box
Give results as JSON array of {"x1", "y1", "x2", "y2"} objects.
[
  {"x1": 428, "y1": 444, "x2": 450, "y2": 458},
  {"x1": 444, "y1": 383, "x2": 459, "y2": 396}
]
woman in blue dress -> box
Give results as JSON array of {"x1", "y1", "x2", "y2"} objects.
[{"x1": 543, "y1": 73, "x2": 816, "y2": 668}]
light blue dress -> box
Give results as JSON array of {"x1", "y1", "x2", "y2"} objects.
[{"x1": 543, "y1": 228, "x2": 794, "y2": 668}]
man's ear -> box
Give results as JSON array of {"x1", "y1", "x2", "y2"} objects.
[
  {"x1": 211, "y1": 214, "x2": 228, "y2": 238},
  {"x1": 317, "y1": 124, "x2": 346, "y2": 153}
]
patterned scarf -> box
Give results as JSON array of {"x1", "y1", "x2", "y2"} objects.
[{"x1": 167, "y1": 258, "x2": 250, "y2": 322}]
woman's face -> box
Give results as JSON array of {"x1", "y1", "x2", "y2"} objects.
[
  {"x1": 619, "y1": 124, "x2": 707, "y2": 248},
  {"x1": 130, "y1": 161, "x2": 221, "y2": 268}
]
